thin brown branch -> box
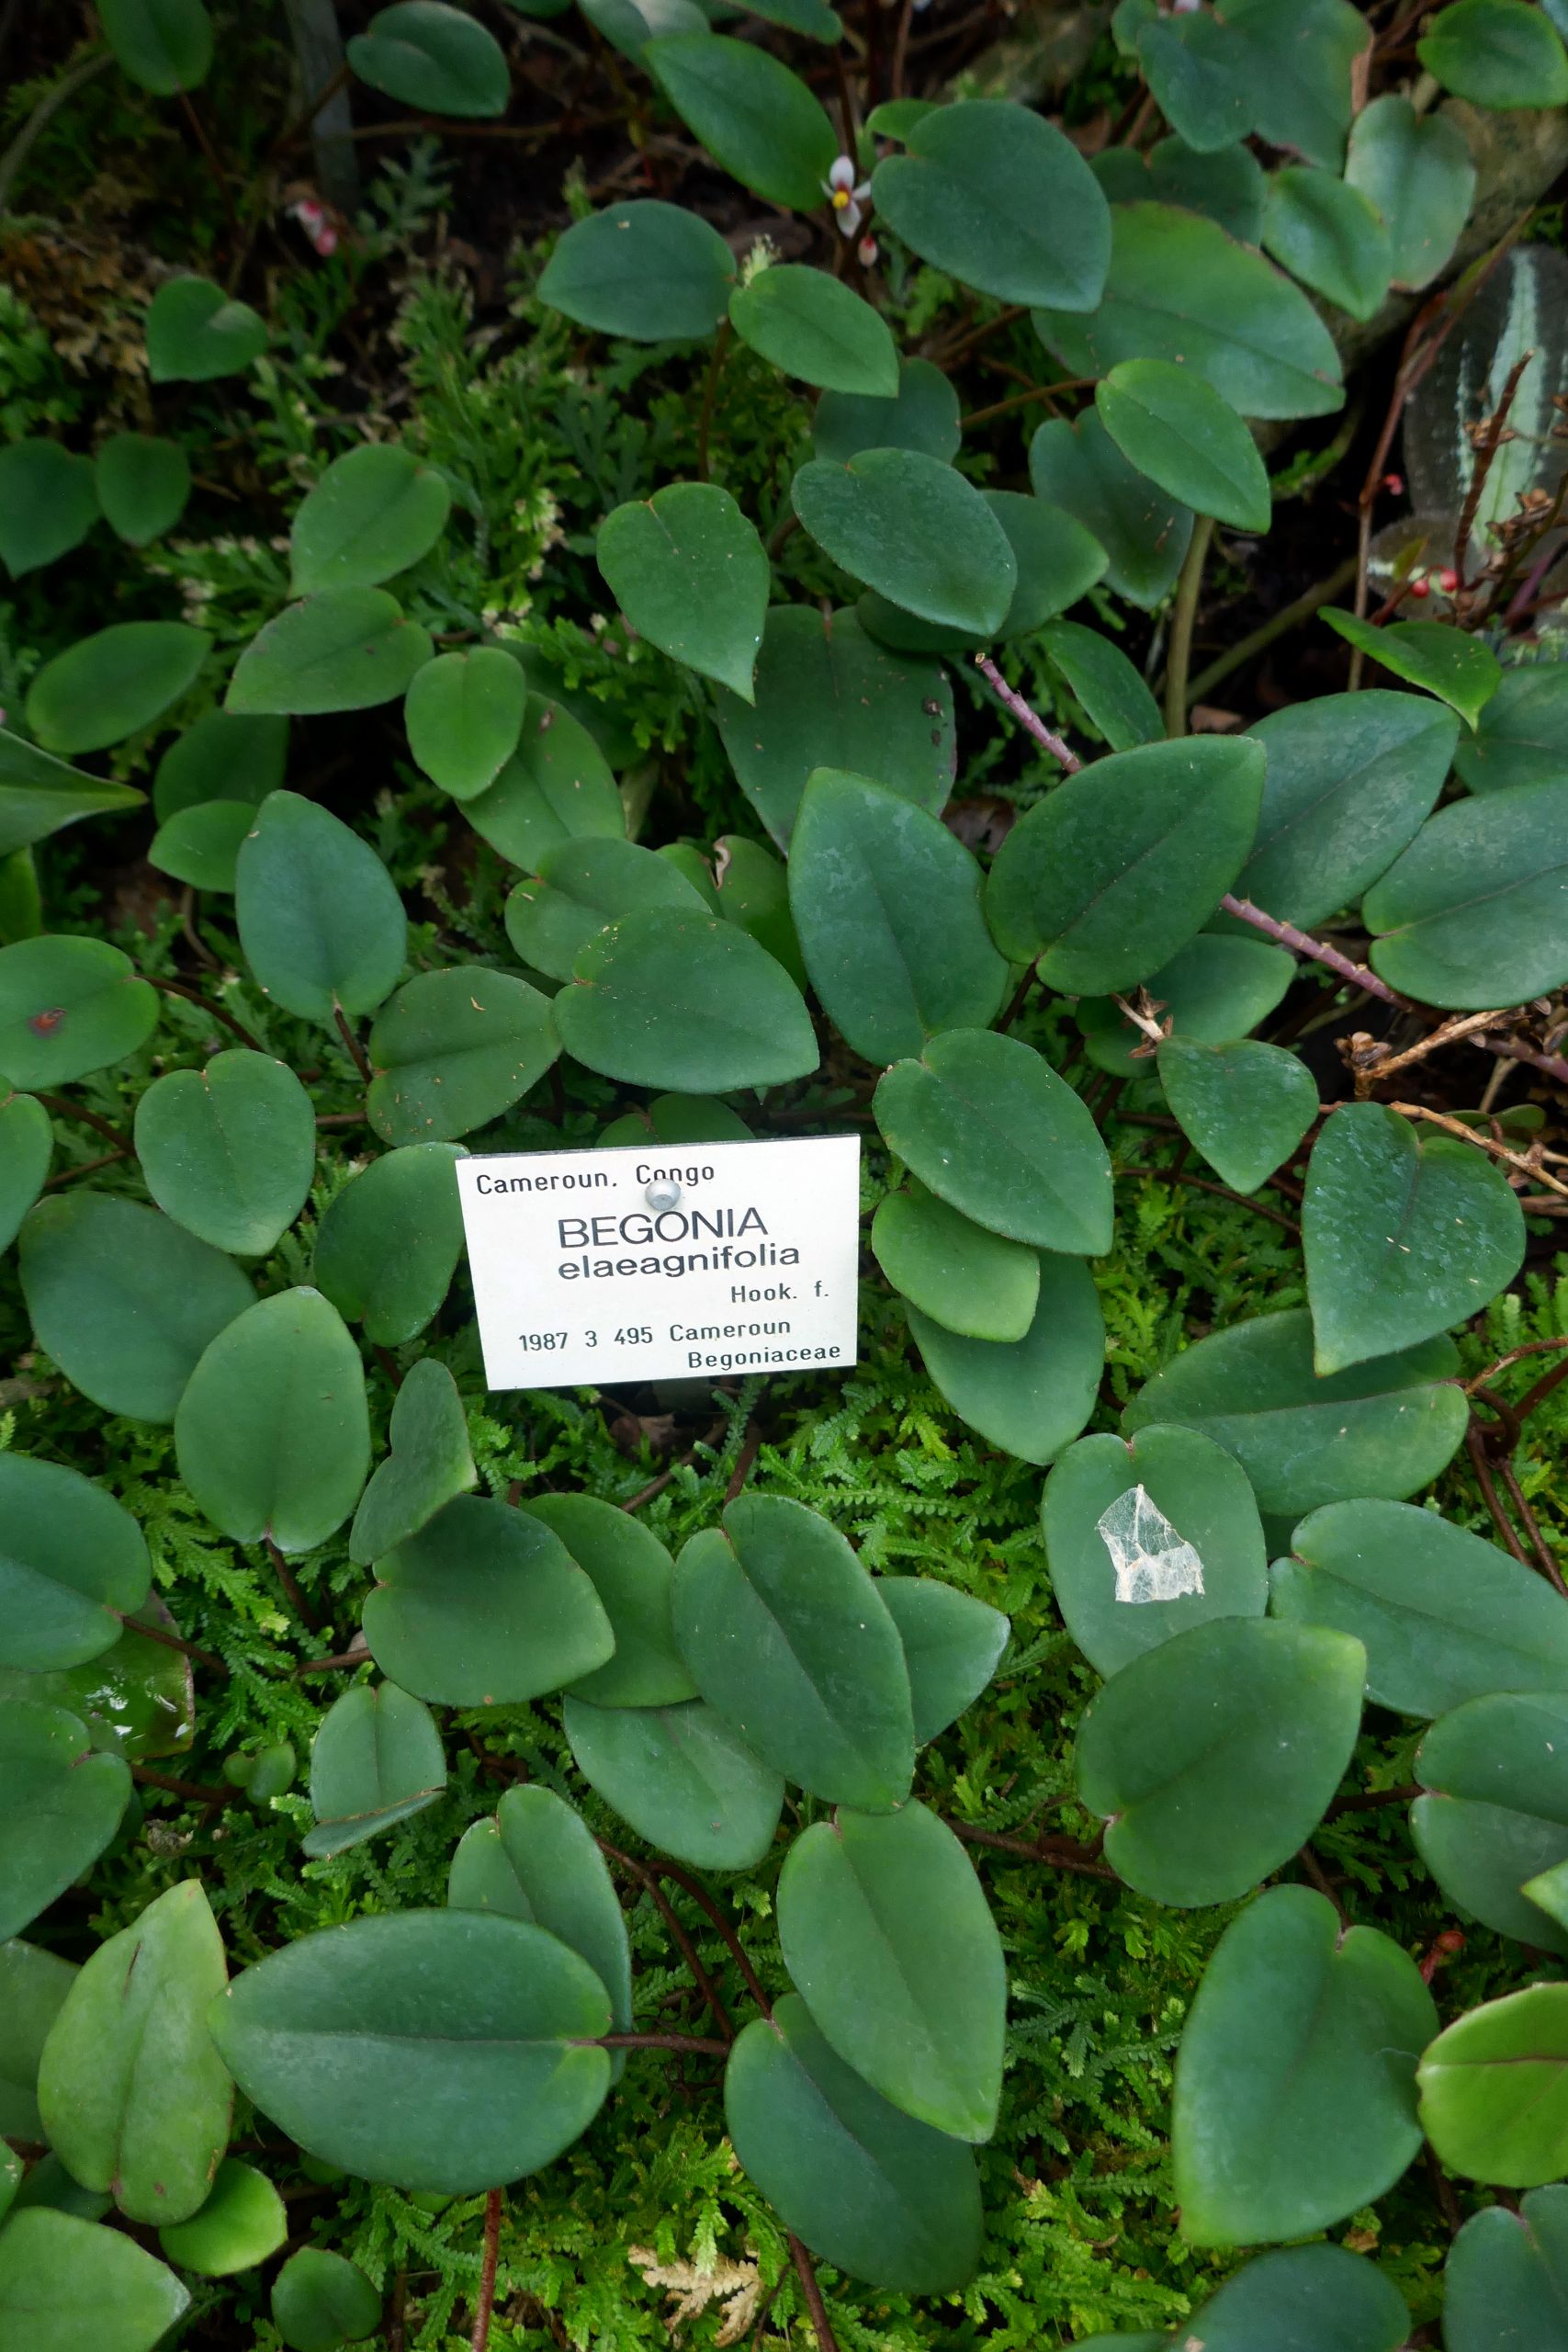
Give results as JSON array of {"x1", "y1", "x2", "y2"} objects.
[
  {"x1": 591, "y1": 2032, "x2": 731, "y2": 2055},
  {"x1": 1350, "y1": 1008, "x2": 1507, "y2": 1090},
  {"x1": 974, "y1": 654, "x2": 1079, "y2": 772},
  {"x1": 265, "y1": 1537, "x2": 321, "y2": 1631},
  {"x1": 333, "y1": 1005, "x2": 374, "y2": 1084},
  {"x1": 1119, "y1": 1162, "x2": 1302, "y2": 1238},
  {"x1": 123, "y1": 1615, "x2": 228, "y2": 1675},
  {"x1": 1466, "y1": 1419, "x2": 1533, "y2": 1565},
  {"x1": 1327, "y1": 1784, "x2": 1420, "y2": 1815},
  {"x1": 1389, "y1": 1101, "x2": 1568, "y2": 1198},
  {"x1": 598, "y1": 1840, "x2": 735, "y2": 2041},
  {"x1": 1495, "y1": 1454, "x2": 1567, "y2": 1596},
  {"x1": 1219, "y1": 896, "x2": 1405, "y2": 1007},
  {"x1": 469, "y1": 2188, "x2": 502, "y2": 2352},
  {"x1": 146, "y1": 974, "x2": 264, "y2": 1051},
  {"x1": 1517, "y1": 1351, "x2": 1568, "y2": 1424},
  {"x1": 132, "y1": 1766, "x2": 232, "y2": 1804},
  {"x1": 1466, "y1": 1334, "x2": 1568, "y2": 1392},
  {"x1": 788, "y1": 2235, "x2": 841, "y2": 2352},
  {"x1": 1452, "y1": 349, "x2": 1534, "y2": 588},
  {"x1": 42, "y1": 1147, "x2": 131, "y2": 1189},
  {"x1": 653, "y1": 1861, "x2": 773, "y2": 2018},
  {"x1": 724, "y1": 1419, "x2": 763, "y2": 1506},
  {"x1": 30, "y1": 1092, "x2": 134, "y2": 1151},
  {"x1": 946, "y1": 1817, "x2": 1118, "y2": 1881}
]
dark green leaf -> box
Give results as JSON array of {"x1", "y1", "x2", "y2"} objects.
[
  {"x1": 730, "y1": 266, "x2": 897, "y2": 397},
  {"x1": 25, "y1": 622, "x2": 209, "y2": 757},
  {"x1": 1030, "y1": 410, "x2": 1193, "y2": 609},
  {"x1": 0, "y1": 1091, "x2": 51, "y2": 1250},
  {"x1": 303, "y1": 1682, "x2": 446, "y2": 1859},
  {"x1": 0, "y1": 2207, "x2": 188, "y2": 2352},
  {"x1": 367, "y1": 967, "x2": 558, "y2": 1145},
  {"x1": 1173, "y1": 2245, "x2": 1410, "y2": 2352},
  {"x1": 404, "y1": 648, "x2": 526, "y2": 799},
  {"x1": 1222, "y1": 0, "x2": 1370, "y2": 169},
  {"x1": 312, "y1": 1141, "x2": 468, "y2": 1347},
  {"x1": 347, "y1": 1, "x2": 510, "y2": 114},
  {"x1": 1039, "y1": 617, "x2": 1163, "y2": 752},
  {"x1": 643, "y1": 35, "x2": 837, "y2": 211},
  {"x1": 1135, "y1": 9, "x2": 1251, "y2": 151},
  {"x1": 1413, "y1": 1690, "x2": 1568, "y2": 1953},
  {"x1": 157, "y1": 2159, "x2": 286, "y2": 2278},
  {"x1": 134, "y1": 1049, "x2": 315, "y2": 1255},
  {"x1": 812, "y1": 358, "x2": 961, "y2": 466},
  {"x1": 99, "y1": 0, "x2": 212, "y2": 90},
  {"x1": 1096, "y1": 359, "x2": 1269, "y2": 532},
  {"x1": 597, "y1": 484, "x2": 769, "y2": 700},
  {"x1": 1264, "y1": 167, "x2": 1392, "y2": 322},
  {"x1": 0, "y1": 1700, "x2": 130, "y2": 1941},
  {"x1": 1419, "y1": 0, "x2": 1568, "y2": 106},
  {"x1": 908, "y1": 1250, "x2": 1103, "y2": 1464},
  {"x1": 347, "y1": 1356, "x2": 477, "y2": 1566},
  {"x1": 0, "y1": 443, "x2": 98, "y2": 578},
  {"x1": 522, "y1": 1495, "x2": 696, "y2": 1707},
  {"x1": 465, "y1": 694, "x2": 626, "y2": 869},
  {"x1": 1363, "y1": 782, "x2": 1568, "y2": 1006},
  {"x1": 1122, "y1": 134, "x2": 1269, "y2": 243},
  {"x1": 0, "y1": 1596, "x2": 195, "y2": 1764},
  {"x1": 145, "y1": 277, "x2": 267, "y2": 383},
  {"x1": 0, "y1": 935, "x2": 156, "y2": 1088},
  {"x1": 227, "y1": 592, "x2": 433, "y2": 717},
  {"x1": 1419, "y1": 1985, "x2": 1568, "y2": 2186},
  {"x1": 869, "y1": 100, "x2": 1110, "y2": 310},
  {"x1": 1454, "y1": 662, "x2": 1568, "y2": 794},
  {"x1": 152, "y1": 709, "x2": 288, "y2": 821},
  {"x1": 272, "y1": 2249, "x2": 381, "y2": 2352},
  {"x1": 0, "y1": 729, "x2": 145, "y2": 860},
  {"x1": 577, "y1": 0, "x2": 707, "y2": 61},
  {"x1": 447, "y1": 1784, "x2": 631, "y2": 2052},
  {"x1": 291, "y1": 447, "x2": 451, "y2": 595},
  {"x1": 148, "y1": 800, "x2": 251, "y2": 892},
  {"x1": 713, "y1": 833, "x2": 807, "y2": 986},
  {"x1": 0, "y1": 1940, "x2": 76, "y2": 2139},
  {"x1": 1158, "y1": 1036, "x2": 1318, "y2": 1195},
  {"x1": 1345, "y1": 96, "x2": 1475, "y2": 289},
  {"x1": 792, "y1": 451, "x2": 1016, "y2": 637},
  {"x1": 857, "y1": 491, "x2": 1106, "y2": 654},
  {"x1": 554, "y1": 910, "x2": 818, "y2": 1091},
  {"x1": 0, "y1": 1453, "x2": 149, "y2": 1672},
  {"x1": 562, "y1": 1695, "x2": 783, "y2": 1869},
  {"x1": 538, "y1": 201, "x2": 736, "y2": 341},
  {"x1": 94, "y1": 434, "x2": 190, "y2": 547},
  {"x1": 236, "y1": 791, "x2": 407, "y2": 1023},
  {"x1": 876, "y1": 1578, "x2": 1010, "y2": 1745},
  {"x1": 1444, "y1": 2187, "x2": 1568, "y2": 2352},
  {"x1": 872, "y1": 1184, "x2": 1040, "y2": 1342},
  {"x1": 1322, "y1": 611, "x2": 1501, "y2": 727}
]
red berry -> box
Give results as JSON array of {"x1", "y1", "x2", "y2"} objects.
[
  {"x1": 1410, "y1": 575, "x2": 1431, "y2": 598},
  {"x1": 1383, "y1": 472, "x2": 1404, "y2": 495},
  {"x1": 1438, "y1": 567, "x2": 1460, "y2": 593}
]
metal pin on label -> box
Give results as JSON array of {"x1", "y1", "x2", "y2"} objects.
[{"x1": 645, "y1": 1177, "x2": 682, "y2": 1210}]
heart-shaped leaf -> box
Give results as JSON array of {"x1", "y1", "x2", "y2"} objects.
[
  {"x1": 1030, "y1": 410, "x2": 1192, "y2": 609},
  {"x1": 1444, "y1": 2187, "x2": 1568, "y2": 2351},
  {"x1": 0, "y1": 1453, "x2": 149, "y2": 1672},
  {"x1": 157, "y1": 2159, "x2": 286, "y2": 2278},
  {"x1": 1274, "y1": 1499, "x2": 1568, "y2": 1720},
  {"x1": 38, "y1": 1881, "x2": 230, "y2": 2225},
  {"x1": 312, "y1": 1141, "x2": 468, "y2": 1346},
  {"x1": 1413, "y1": 1690, "x2": 1568, "y2": 1954},
  {"x1": 94, "y1": 433, "x2": 190, "y2": 547},
  {"x1": 0, "y1": 2207, "x2": 188, "y2": 2352},
  {"x1": 303, "y1": 1682, "x2": 446, "y2": 1858},
  {"x1": 876, "y1": 1578, "x2": 1010, "y2": 1745},
  {"x1": 134, "y1": 1049, "x2": 316, "y2": 1255},
  {"x1": 1168, "y1": 2245, "x2": 1410, "y2": 2352},
  {"x1": 404, "y1": 648, "x2": 526, "y2": 798},
  {"x1": 209, "y1": 1910, "x2": 611, "y2": 2191},
  {"x1": 1453, "y1": 664, "x2": 1568, "y2": 795},
  {"x1": 290, "y1": 445, "x2": 452, "y2": 595},
  {"x1": 857, "y1": 491, "x2": 1106, "y2": 655},
  {"x1": 20, "y1": 1193, "x2": 253, "y2": 1423},
  {"x1": 1419, "y1": 0, "x2": 1568, "y2": 106},
  {"x1": 465, "y1": 694, "x2": 626, "y2": 868},
  {"x1": 523, "y1": 1495, "x2": 695, "y2": 1707},
  {"x1": 1077, "y1": 931, "x2": 1292, "y2": 1075},
  {"x1": 596, "y1": 483, "x2": 767, "y2": 703},
  {"x1": 1158, "y1": 1036, "x2": 1318, "y2": 1195},
  {"x1": 0, "y1": 1091, "x2": 51, "y2": 1250},
  {"x1": 793, "y1": 451, "x2": 1016, "y2": 637},
  {"x1": 365, "y1": 1493, "x2": 613, "y2": 1704},
  {"x1": 870, "y1": 100, "x2": 1110, "y2": 310},
  {"x1": 99, "y1": 0, "x2": 212, "y2": 90},
  {"x1": 149, "y1": 800, "x2": 252, "y2": 891},
  {"x1": 1043, "y1": 1423, "x2": 1267, "y2": 1679},
  {"x1": 175, "y1": 1287, "x2": 370, "y2": 1554},
  {"x1": 1303, "y1": 1104, "x2": 1525, "y2": 1373},
  {"x1": 1346, "y1": 96, "x2": 1474, "y2": 290},
  {"x1": 347, "y1": 1, "x2": 510, "y2": 114},
  {"x1": 1419, "y1": 1985, "x2": 1568, "y2": 2187},
  {"x1": 908, "y1": 1250, "x2": 1103, "y2": 1465},
  {"x1": 227, "y1": 591, "x2": 433, "y2": 716},
  {"x1": 987, "y1": 736, "x2": 1264, "y2": 989},
  {"x1": 712, "y1": 605, "x2": 953, "y2": 848},
  {"x1": 506, "y1": 838, "x2": 709, "y2": 983},
  {"x1": 812, "y1": 358, "x2": 961, "y2": 467},
  {"x1": 26, "y1": 622, "x2": 209, "y2": 757},
  {"x1": 0, "y1": 729, "x2": 145, "y2": 861},
  {"x1": 538, "y1": 200, "x2": 736, "y2": 341},
  {"x1": 1264, "y1": 166, "x2": 1392, "y2": 322},
  {"x1": 348, "y1": 1356, "x2": 477, "y2": 1565},
  {"x1": 725, "y1": 1994, "x2": 982, "y2": 2292},
  {"x1": 1124, "y1": 1307, "x2": 1468, "y2": 1517},
  {"x1": 729, "y1": 266, "x2": 897, "y2": 397},
  {"x1": 643, "y1": 34, "x2": 837, "y2": 210},
  {"x1": 146, "y1": 277, "x2": 267, "y2": 382},
  {"x1": 872, "y1": 1184, "x2": 1040, "y2": 1342},
  {"x1": 236, "y1": 791, "x2": 407, "y2": 1023},
  {"x1": 447, "y1": 1784, "x2": 631, "y2": 2053},
  {"x1": 673, "y1": 1494, "x2": 914, "y2": 1809},
  {"x1": 1076, "y1": 1617, "x2": 1366, "y2": 1906},
  {"x1": 1322, "y1": 612, "x2": 1501, "y2": 727},
  {"x1": 272, "y1": 2249, "x2": 381, "y2": 2352},
  {"x1": 1173, "y1": 1884, "x2": 1435, "y2": 2244},
  {"x1": 367, "y1": 967, "x2": 559, "y2": 1145},
  {"x1": 153, "y1": 710, "x2": 288, "y2": 820},
  {"x1": 554, "y1": 910, "x2": 818, "y2": 1091},
  {"x1": 0, "y1": 1940, "x2": 77, "y2": 2139},
  {"x1": 778, "y1": 1801, "x2": 1005, "y2": 2141},
  {"x1": 1363, "y1": 782, "x2": 1568, "y2": 1007},
  {"x1": 1096, "y1": 359, "x2": 1270, "y2": 531},
  {"x1": 1134, "y1": 8, "x2": 1250, "y2": 151},
  {"x1": 0, "y1": 442, "x2": 99, "y2": 578},
  {"x1": 562, "y1": 1695, "x2": 783, "y2": 1869},
  {"x1": 0, "y1": 1700, "x2": 130, "y2": 1941},
  {"x1": 0, "y1": 935, "x2": 157, "y2": 1088}
]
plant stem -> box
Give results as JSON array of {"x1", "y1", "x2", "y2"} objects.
[
  {"x1": 598, "y1": 1840, "x2": 735, "y2": 2039},
  {"x1": 1391, "y1": 1100, "x2": 1568, "y2": 1198},
  {"x1": 1466, "y1": 1419, "x2": 1534, "y2": 1566},
  {"x1": 42, "y1": 1148, "x2": 131, "y2": 1189},
  {"x1": 996, "y1": 953, "x2": 1042, "y2": 1033},
  {"x1": 125, "y1": 1616, "x2": 228, "y2": 1675},
  {"x1": 592, "y1": 2032, "x2": 731, "y2": 2055},
  {"x1": 1466, "y1": 1335, "x2": 1568, "y2": 1392},
  {"x1": 788, "y1": 2235, "x2": 840, "y2": 2352},
  {"x1": 1163, "y1": 514, "x2": 1214, "y2": 737},
  {"x1": 146, "y1": 974, "x2": 264, "y2": 1051},
  {"x1": 1120, "y1": 1162, "x2": 1301, "y2": 1239},
  {"x1": 724, "y1": 1419, "x2": 763, "y2": 1504},
  {"x1": 1183, "y1": 553, "x2": 1359, "y2": 709},
  {"x1": 30, "y1": 1092, "x2": 134, "y2": 1151},
  {"x1": 1218, "y1": 896, "x2": 1404, "y2": 1006},
  {"x1": 974, "y1": 654, "x2": 1079, "y2": 772},
  {"x1": 947, "y1": 1817, "x2": 1117, "y2": 1880},
  {"x1": 469, "y1": 2189, "x2": 502, "y2": 2352},
  {"x1": 333, "y1": 1005, "x2": 374, "y2": 1084},
  {"x1": 653, "y1": 1862, "x2": 773, "y2": 2018},
  {"x1": 265, "y1": 1538, "x2": 321, "y2": 1631},
  {"x1": 133, "y1": 1766, "x2": 232, "y2": 1803},
  {"x1": 1517, "y1": 1351, "x2": 1568, "y2": 1424}
]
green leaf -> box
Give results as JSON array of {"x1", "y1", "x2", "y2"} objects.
[
  {"x1": 857, "y1": 491, "x2": 1106, "y2": 654},
  {"x1": 908, "y1": 1250, "x2": 1104, "y2": 1465},
  {"x1": 1042, "y1": 1423, "x2": 1267, "y2": 1679},
  {"x1": 236, "y1": 791, "x2": 407, "y2": 1023},
  {"x1": 672, "y1": 1494, "x2": 914, "y2": 1809},
  {"x1": 1158, "y1": 1036, "x2": 1318, "y2": 1195},
  {"x1": 272, "y1": 2249, "x2": 380, "y2": 2352},
  {"x1": 876, "y1": 1578, "x2": 1009, "y2": 1745},
  {"x1": 522, "y1": 1495, "x2": 696, "y2": 1707},
  {"x1": 875, "y1": 1028, "x2": 1112, "y2": 1254},
  {"x1": 0, "y1": 1453, "x2": 149, "y2": 1672},
  {"x1": 778, "y1": 1800, "x2": 1005, "y2": 2141},
  {"x1": 1030, "y1": 410, "x2": 1193, "y2": 609},
  {"x1": 715, "y1": 835, "x2": 807, "y2": 983},
  {"x1": 1039, "y1": 617, "x2": 1164, "y2": 752},
  {"x1": 465, "y1": 693, "x2": 626, "y2": 868},
  {"x1": 1322, "y1": 611, "x2": 1501, "y2": 727},
  {"x1": 596, "y1": 484, "x2": 768, "y2": 702},
  {"x1": 1175, "y1": 2245, "x2": 1410, "y2": 2352},
  {"x1": 19, "y1": 1193, "x2": 253, "y2": 1423},
  {"x1": 787, "y1": 769, "x2": 1006, "y2": 1062},
  {"x1": 1303, "y1": 1103, "x2": 1525, "y2": 1374},
  {"x1": 1414, "y1": 1690, "x2": 1568, "y2": 1953},
  {"x1": 365, "y1": 1493, "x2": 614, "y2": 1704},
  {"x1": 290, "y1": 446, "x2": 451, "y2": 596},
  {"x1": 872, "y1": 1184, "x2": 1039, "y2": 1342},
  {"x1": 367, "y1": 967, "x2": 558, "y2": 1145},
  {"x1": 175, "y1": 1287, "x2": 370, "y2": 1553},
  {"x1": 1223, "y1": 0, "x2": 1370, "y2": 168},
  {"x1": 1445, "y1": 2187, "x2": 1568, "y2": 2351},
  {"x1": 562, "y1": 1695, "x2": 783, "y2": 1869},
  {"x1": 0, "y1": 1940, "x2": 76, "y2": 2139},
  {"x1": 134, "y1": 1049, "x2": 315, "y2": 1255},
  {"x1": 0, "y1": 935, "x2": 157, "y2": 1089},
  {"x1": 813, "y1": 358, "x2": 961, "y2": 467},
  {"x1": 153, "y1": 709, "x2": 288, "y2": 821},
  {"x1": 227, "y1": 591, "x2": 433, "y2": 716},
  {"x1": 643, "y1": 35, "x2": 837, "y2": 210},
  {"x1": 0, "y1": 1091, "x2": 51, "y2": 1251},
  {"x1": 145, "y1": 276, "x2": 267, "y2": 382},
  {"x1": 729, "y1": 266, "x2": 897, "y2": 397},
  {"x1": 347, "y1": 1356, "x2": 477, "y2": 1566},
  {"x1": 303, "y1": 1682, "x2": 446, "y2": 1858},
  {"x1": 599, "y1": 1091, "x2": 753, "y2": 1148},
  {"x1": 0, "y1": 1596, "x2": 194, "y2": 1764},
  {"x1": 1363, "y1": 782, "x2": 1568, "y2": 1007},
  {"x1": 1454, "y1": 662, "x2": 1568, "y2": 794},
  {"x1": 25, "y1": 622, "x2": 209, "y2": 757},
  {"x1": 1135, "y1": 9, "x2": 1250, "y2": 152},
  {"x1": 1076, "y1": 1618, "x2": 1366, "y2": 1905},
  {"x1": 211, "y1": 1910, "x2": 609, "y2": 2191},
  {"x1": 0, "y1": 729, "x2": 144, "y2": 861},
  {"x1": 1345, "y1": 96, "x2": 1475, "y2": 289},
  {"x1": 554, "y1": 910, "x2": 818, "y2": 1091},
  {"x1": 1275, "y1": 1498, "x2": 1568, "y2": 1719},
  {"x1": 0, "y1": 1701, "x2": 130, "y2": 1941},
  {"x1": 157, "y1": 2159, "x2": 286, "y2": 2278},
  {"x1": 538, "y1": 200, "x2": 736, "y2": 340},
  {"x1": 1035, "y1": 203, "x2": 1344, "y2": 422},
  {"x1": 1174, "y1": 1883, "x2": 1434, "y2": 2244},
  {"x1": 0, "y1": 2207, "x2": 189, "y2": 2352},
  {"x1": 312, "y1": 1141, "x2": 468, "y2": 1346},
  {"x1": 578, "y1": 0, "x2": 707, "y2": 61},
  {"x1": 93, "y1": 433, "x2": 190, "y2": 547},
  {"x1": 726, "y1": 1993, "x2": 980, "y2": 2291},
  {"x1": 99, "y1": 0, "x2": 212, "y2": 90},
  {"x1": 1419, "y1": 0, "x2": 1568, "y2": 107},
  {"x1": 347, "y1": 1, "x2": 509, "y2": 113},
  {"x1": 148, "y1": 800, "x2": 251, "y2": 892},
  {"x1": 792, "y1": 451, "x2": 1016, "y2": 636},
  {"x1": 0, "y1": 442, "x2": 98, "y2": 577},
  {"x1": 1234, "y1": 689, "x2": 1458, "y2": 929},
  {"x1": 869, "y1": 99, "x2": 1110, "y2": 310},
  {"x1": 1095, "y1": 358, "x2": 1270, "y2": 532},
  {"x1": 38, "y1": 1880, "x2": 229, "y2": 2225},
  {"x1": 1263, "y1": 166, "x2": 1392, "y2": 322},
  {"x1": 1420, "y1": 1985, "x2": 1568, "y2": 2186},
  {"x1": 1126, "y1": 133, "x2": 1267, "y2": 243},
  {"x1": 712, "y1": 605, "x2": 953, "y2": 848},
  {"x1": 447, "y1": 1785, "x2": 631, "y2": 2052},
  {"x1": 404, "y1": 648, "x2": 526, "y2": 799},
  {"x1": 987, "y1": 737, "x2": 1264, "y2": 991}
]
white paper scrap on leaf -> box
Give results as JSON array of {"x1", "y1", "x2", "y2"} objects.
[{"x1": 1097, "y1": 1484, "x2": 1205, "y2": 1605}]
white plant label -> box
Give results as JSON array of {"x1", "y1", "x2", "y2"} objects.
[
  {"x1": 1097, "y1": 1484, "x2": 1206, "y2": 1605},
  {"x1": 456, "y1": 1134, "x2": 862, "y2": 1392}
]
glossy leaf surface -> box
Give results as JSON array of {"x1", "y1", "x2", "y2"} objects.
[
  {"x1": 537, "y1": 200, "x2": 736, "y2": 340},
  {"x1": 792, "y1": 452, "x2": 1017, "y2": 636},
  {"x1": 312, "y1": 1141, "x2": 467, "y2": 1346},
  {"x1": 872, "y1": 1185, "x2": 1040, "y2": 1343},
  {"x1": 0, "y1": 936, "x2": 156, "y2": 1090}
]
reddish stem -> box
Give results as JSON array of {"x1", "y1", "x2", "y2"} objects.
[
  {"x1": 974, "y1": 654, "x2": 1080, "y2": 773},
  {"x1": 469, "y1": 2188, "x2": 502, "y2": 2352}
]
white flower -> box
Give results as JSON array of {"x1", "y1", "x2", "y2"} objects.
[
  {"x1": 288, "y1": 197, "x2": 340, "y2": 258},
  {"x1": 857, "y1": 233, "x2": 879, "y2": 269},
  {"x1": 823, "y1": 153, "x2": 873, "y2": 239}
]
